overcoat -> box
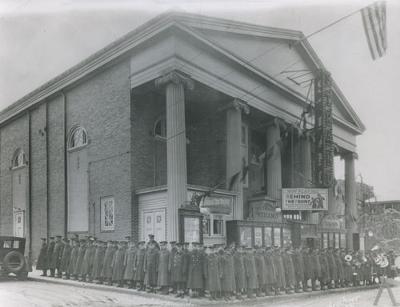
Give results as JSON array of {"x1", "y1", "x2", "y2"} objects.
[
  {"x1": 233, "y1": 251, "x2": 247, "y2": 289},
  {"x1": 60, "y1": 243, "x2": 72, "y2": 273},
  {"x1": 182, "y1": 248, "x2": 190, "y2": 282},
  {"x1": 112, "y1": 246, "x2": 126, "y2": 281},
  {"x1": 74, "y1": 244, "x2": 87, "y2": 276},
  {"x1": 91, "y1": 245, "x2": 106, "y2": 280},
  {"x1": 342, "y1": 257, "x2": 353, "y2": 281},
  {"x1": 46, "y1": 241, "x2": 55, "y2": 269},
  {"x1": 68, "y1": 244, "x2": 79, "y2": 275},
  {"x1": 319, "y1": 252, "x2": 330, "y2": 283},
  {"x1": 144, "y1": 246, "x2": 159, "y2": 286},
  {"x1": 327, "y1": 251, "x2": 338, "y2": 281},
  {"x1": 272, "y1": 252, "x2": 286, "y2": 288},
  {"x1": 134, "y1": 248, "x2": 146, "y2": 282},
  {"x1": 302, "y1": 251, "x2": 313, "y2": 281},
  {"x1": 101, "y1": 245, "x2": 116, "y2": 279},
  {"x1": 81, "y1": 244, "x2": 96, "y2": 276},
  {"x1": 157, "y1": 248, "x2": 170, "y2": 286},
  {"x1": 243, "y1": 252, "x2": 258, "y2": 290},
  {"x1": 204, "y1": 253, "x2": 221, "y2": 292},
  {"x1": 283, "y1": 252, "x2": 296, "y2": 287},
  {"x1": 264, "y1": 251, "x2": 276, "y2": 285},
  {"x1": 123, "y1": 246, "x2": 137, "y2": 281},
  {"x1": 169, "y1": 249, "x2": 185, "y2": 283},
  {"x1": 334, "y1": 253, "x2": 344, "y2": 281},
  {"x1": 255, "y1": 251, "x2": 267, "y2": 287},
  {"x1": 292, "y1": 250, "x2": 304, "y2": 283},
  {"x1": 311, "y1": 252, "x2": 322, "y2": 279},
  {"x1": 221, "y1": 252, "x2": 236, "y2": 292},
  {"x1": 187, "y1": 249, "x2": 205, "y2": 290},
  {"x1": 50, "y1": 241, "x2": 64, "y2": 269},
  {"x1": 36, "y1": 242, "x2": 48, "y2": 270}
]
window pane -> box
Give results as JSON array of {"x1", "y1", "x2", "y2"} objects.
[
  {"x1": 203, "y1": 218, "x2": 210, "y2": 236},
  {"x1": 274, "y1": 227, "x2": 281, "y2": 247},
  {"x1": 240, "y1": 227, "x2": 252, "y2": 247},
  {"x1": 254, "y1": 227, "x2": 262, "y2": 247},
  {"x1": 101, "y1": 197, "x2": 115, "y2": 231},
  {"x1": 334, "y1": 233, "x2": 340, "y2": 248},
  {"x1": 282, "y1": 228, "x2": 291, "y2": 246},
  {"x1": 340, "y1": 233, "x2": 346, "y2": 248},
  {"x1": 13, "y1": 241, "x2": 20, "y2": 249},
  {"x1": 328, "y1": 233, "x2": 334, "y2": 248},
  {"x1": 264, "y1": 227, "x2": 272, "y2": 247},
  {"x1": 213, "y1": 219, "x2": 223, "y2": 235},
  {"x1": 322, "y1": 233, "x2": 328, "y2": 249}
]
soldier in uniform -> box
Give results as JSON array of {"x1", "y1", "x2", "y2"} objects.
[
  {"x1": 311, "y1": 248, "x2": 322, "y2": 290},
  {"x1": 327, "y1": 248, "x2": 338, "y2": 289},
  {"x1": 81, "y1": 237, "x2": 96, "y2": 282},
  {"x1": 36, "y1": 238, "x2": 48, "y2": 276},
  {"x1": 182, "y1": 242, "x2": 190, "y2": 294},
  {"x1": 60, "y1": 238, "x2": 71, "y2": 279},
  {"x1": 233, "y1": 245, "x2": 246, "y2": 299},
  {"x1": 243, "y1": 247, "x2": 258, "y2": 298},
  {"x1": 254, "y1": 246, "x2": 266, "y2": 297},
  {"x1": 101, "y1": 240, "x2": 116, "y2": 285},
  {"x1": 204, "y1": 245, "x2": 221, "y2": 300},
  {"x1": 50, "y1": 235, "x2": 64, "y2": 278},
  {"x1": 144, "y1": 240, "x2": 159, "y2": 292},
  {"x1": 157, "y1": 241, "x2": 170, "y2": 294},
  {"x1": 74, "y1": 239, "x2": 87, "y2": 280},
  {"x1": 146, "y1": 234, "x2": 160, "y2": 250},
  {"x1": 302, "y1": 247, "x2": 313, "y2": 292},
  {"x1": 220, "y1": 247, "x2": 236, "y2": 300},
  {"x1": 319, "y1": 249, "x2": 331, "y2": 290},
  {"x1": 92, "y1": 240, "x2": 106, "y2": 284},
  {"x1": 187, "y1": 242, "x2": 205, "y2": 298},
  {"x1": 264, "y1": 247, "x2": 276, "y2": 296},
  {"x1": 292, "y1": 246, "x2": 304, "y2": 293},
  {"x1": 46, "y1": 236, "x2": 55, "y2": 277},
  {"x1": 334, "y1": 248, "x2": 345, "y2": 287},
  {"x1": 168, "y1": 241, "x2": 177, "y2": 293},
  {"x1": 112, "y1": 241, "x2": 127, "y2": 287},
  {"x1": 169, "y1": 242, "x2": 186, "y2": 297},
  {"x1": 68, "y1": 238, "x2": 80, "y2": 280},
  {"x1": 272, "y1": 246, "x2": 286, "y2": 295},
  {"x1": 123, "y1": 238, "x2": 137, "y2": 288},
  {"x1": 134, "y1": 241, "x2": 146, "y2": 290},
  {"x1": 282, "y1": 247, "x2": 295, "y2": 294}
]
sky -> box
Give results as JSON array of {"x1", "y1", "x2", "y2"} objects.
[{"x1": 0, "y1": 0, "x2": 399, "y2": 201}]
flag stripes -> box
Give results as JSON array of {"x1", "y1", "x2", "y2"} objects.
[{"x1": 361, "y1": 1, "x2": 387, "y2": 60}]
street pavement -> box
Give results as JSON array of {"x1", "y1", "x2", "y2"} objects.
[{"x1": 0, "y1": 274, "x2": 399, "y2": 307}]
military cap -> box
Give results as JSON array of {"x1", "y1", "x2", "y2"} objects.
[
  {"x1": 64, "y1": 238, "x2": 70, "y2": 243},
  {"x1": 160, "y1": 241, "x2": 168, "y2": 245},
  {"x1": 138, "y1": 241, "x2": 145, "y2": 245},
  {"x1": 176, "y1": 242, "x2": 183, "y2": 246},
  {"x1": 148, "y1": 234, "x2": 155, "y2": 238},
  {"x1": 56, "y1": 235, "x2": 62, "y2": 238},
  {"x1": 192, "y1": 242, "x2": 200, "y2": 245},
  {"x1": 169, "y1": 241, "x2": 177, "y2": 244},
  {"x1": 40, "y1": 237, "x2": 46, "y2": 240},
  {"x1": 184, "y1": 242, "x2": 190, "y2": 246},
  {"x1": 49, "y1": 236, "x2": 55, "y2": 239},
  {"x1": 125, "y1": 236, "x2": 131, "y2": 240}
]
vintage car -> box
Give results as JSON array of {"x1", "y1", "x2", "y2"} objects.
[{"x1": 0, "y1": 236, "x2": 30, "y2": 279}]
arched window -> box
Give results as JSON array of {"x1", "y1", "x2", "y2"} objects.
[
  {"x1": 68, "y1": 126, "x2": 88, "y2": 150},
  {"x1": 12, "y1": 149, "x2": 26, "y2": 168},
  {"x1": 154, "y1": 116, "x2": 166, "y2": 139}
]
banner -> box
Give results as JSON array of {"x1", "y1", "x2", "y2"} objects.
[{"x1": 282, "y1": 188, "x2": 328, "y2": 211}]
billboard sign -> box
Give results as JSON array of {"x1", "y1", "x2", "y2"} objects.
[{"x1": 282, "y1": 188, "x2": 328, "y2": 211}]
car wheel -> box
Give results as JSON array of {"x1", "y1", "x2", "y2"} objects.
[{"x1": 3, "y1": 250, "x2": 26, "y2": 274}]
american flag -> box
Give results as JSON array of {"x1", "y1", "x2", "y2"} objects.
[{"x1": 361, "y1": 1, "x2": 387, "y2": 60}]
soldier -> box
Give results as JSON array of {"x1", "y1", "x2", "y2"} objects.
[
  {"x1": 243, "y1": 247, "x2": 258, "y2": 298},
  {"x1": 319, "y1": 249, "x2": 330, "y2": 290},
  {"x1": 302, "y1": 247, "x2": 313, "y2": 292},
  {"x1": 123, "y1": 239, "x2": 137, "y2": 288},
  {"x1": 112, "y1": 241, "x2": 127, "y2": 287},
  {"x1": 292, "y1": 246, "x2": 304, "y2": 293},
  {"x1": 182, "y1": 242, "x2": 190, "y2": 294},
  {"x1": 264, "y1": 247, "x2": 276, "y2": 296},
  {"x1": 92, "y1": 240, "x2": 106, "y2": 284},
  {"x1": 74, "y1": 239, "x2": 87, "y2": 280},
  {"x1": 282, "y1": 247, "x2": 295, "y2": 294},
  {"x1": 146, "y1": 234, "x2": 160, "y2": 250},
  {"x1": 220, "y1": 247, "x2": 236, "y2": 300},
  {"x1": 68, "y1": 238, "x2": 80, "y2": 280},
  {"x1": 311, "y1": 248, "x2": 321, "y2": 291},
  {"x1": 50, "y1": 235, "x2": 64, "y2": 278},
  {"x1": 60, "y1": 238, "x2": 71, "y2": 279},
  {"x1": 46, "y1": 236, "x2": 55, "y2": 277},
  {"x1": 187, "y1": 242, "x2": 205, "y2": 298},
  {"x1": 81, "y1": 237, "x2": 96, "y2": 282},
  {"x1": 334, "y1": 248, "x2": 345, "y2": 288},
  {"x1": 204, "y1": 245, "x2": 221, "y2": 300},
  {"x1": 168, "y1": 241, "x2": 177, "y2": 293},
  {"x1": 101, "y1": 240, "x2": 116, "y2": 285},
  {"x1": 36, "y1": 238, "x2": 48, "y2": 276},
  {"x1": 157, "y1": 241, "x2": 170, "y2": 294},
  {"x1": 254, "y1": 246, "x2": 266, "y2": 297},
  {"x1": 169, "y1": 242, "x2": 186, "y2": 297},
  {"x1": 327, "y1": 248, "x2": 338, "y2": 289},
  {"x1": 144, "y1": 240, "x2": 159, "y2": 292},
  {"x1": 272, "y1": 246, "x2": 286, "y2": 295},
  {"x1": 233, "y1": 245, "x2": 246, "y2": 299},
  {"x1": 134, "y1": 241, "x2": 146, "y2": 290}
]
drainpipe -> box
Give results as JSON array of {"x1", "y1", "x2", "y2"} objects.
[
  {"x1": 45, "y1": 103, "x2": 49, "y2": 238},
  {"x1": 27, "y1": 110, "x2": 32, "y2": 265},
  {"x1": 61, "y1": 91, "x2": 68, "y2": 237}
]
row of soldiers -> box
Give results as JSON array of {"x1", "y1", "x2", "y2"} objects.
[{"x1": 36, "y1": 234, "x2": 386, "y2": 300}]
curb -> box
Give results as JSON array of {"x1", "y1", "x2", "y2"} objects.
[{"x1": 28, "y1": 275, "x2": 380, "y2": 306}]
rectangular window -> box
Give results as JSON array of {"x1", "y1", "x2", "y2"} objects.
[
  {"x1": 282, "y1": 227, "x2": 291, "y2": 246},
  {"x1": 101, "y1": 196, "x2": 115, "y2": 231},
  {"x1": 322, "y1": 233, "x2": 328, "y2": 249},
  {"x1": 254, "y1": 227, "x2": 263, "y2": 247},
  {"x1": 328, "y1": 232, "x2": 334, "y2": 248},
  {"x1": 274, "y1": 227, "x2": 281, "y2": 247},
  {"x1": 340, "y1": 233, "x2": 346, "y2": 248},
  {"x1": 239, "y1": 227, "x2": 252, "y2": 247},
  {"x1": 264, "y1": 227, "x2": 272, "y2": 247},
  {"x1": 213, "y1": 217, "x2": 224, "y2": 236},
  {"x1": 203, "y1": 217, "x2": 210, "y2": 236},
  {"x1": 334, "y1": 233, "x2": 340, "y2": 248}
]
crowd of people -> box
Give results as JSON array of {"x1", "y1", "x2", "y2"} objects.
[{"x1": 35, "y1": 234, "x2": 394, "y2": 300}]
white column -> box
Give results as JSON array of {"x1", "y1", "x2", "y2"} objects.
[
  {"x1": 344, "y1": 152, "x2": 358, "y2": 249},
  {"x1": 225, "y1": 99, "x2": 249, "y2": 220},
  {"x1": 266, "y1": 118, "x2": 282, "y2": 201},
  {"x1": 155, "y1": 71, "x2": 194, "y2": 241}
]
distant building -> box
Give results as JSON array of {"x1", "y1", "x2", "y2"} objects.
[{"x1": 0, "y1": 12, "x2": 364, "y2": 260}]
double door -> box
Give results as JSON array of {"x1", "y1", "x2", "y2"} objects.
[{"x1": 143, "y1": 209, "x2": 166, "y2": 242}]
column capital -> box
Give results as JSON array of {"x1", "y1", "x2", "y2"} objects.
[
  {"x1": 155, "y1": 70, "x2": 195, "y2": 90},
  {"x1": 218, "y1": 98, "x2": 250, "y2": 115},
  {"x1": 341, "y1": 151, "x2": 358, "y2": 161}
]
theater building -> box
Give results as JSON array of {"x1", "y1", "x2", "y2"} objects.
[{"x1": 0, "y1": 12, "x2": 365, "y2": 260}]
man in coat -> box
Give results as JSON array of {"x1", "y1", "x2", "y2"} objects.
[
  {"x1": 169, "y1": 243, "x2": 186, "y2": 297},
  {"x1": 220, "y1": 247, "x2": 236, "y2": 300},
  {"x1": 46, "y1": 237, "x2": 55, "y2": 277},
  {"x1": 81, "y1": 237, "x2": 96, "y2": 282},
  {"x1": 302, "y1": 247, "x2": 313, "y2": 292},
  {"x1": 187, "y1": 242, "x2": 205, "y2": 298},
  {"x1": 112, "y1": 241, "x2": 127, "y2": 287},
  {"x1": 233, "y1": 245, "x2": 246, "y2": 299},
  {"x1": 157, "y1": 241, "x2": 170, "y2": 294},
  {"x1": 134, "y1": 241, "x2": 146, "y2": 290},
  {"x1": 254, "y1": 246, "x2": 266, "y2": 297},
  {"x1": 36, "y1": 238, "x2": 48, "y2": 276},
  {"x1": 327, "y1": 248, "x2": 338, "y2": 289},
  {"x1": 204, "y1": 245, "x2": 221, "y2": 300},
  {"x1": 182, "y1": 242, "x2": 190, "y2": 294},
  {"x1": 146, "y1": 234, "x2": 160, "y2": 250},
  {"x1": 264, "y1": 247, "x2": 276, "y2": 296},
  {"x1": 243, "y1": 247, "x2": 258, "y2": 298},
  {"x1": 74, "y1": 239, "x2": 87, "y2": 280},
  {"x1": 68, "y1": 238, "x2": 79, "y2": 280},
  {"x1": 168, "y1": 241, "x2": 177, "y2": 293},
  {"x1": 311, "y1": 248, "x2": 322, "y2": 290},
  {"x1": 144, "y1": 240, "x2": 159, "y2": 292},
  {"x1": 272, "y1": 247, "x2": 286, "y2": 295},
  {"x1": 282, "y1": 247, "x2": 295, "y2": 294},
  {"x1": 50, "y1": 235, "x2": 64, "y2": 278},
  {"x1": 101, "y1": 240, "x2": 116, "y2": 285},
  {"x1": 319, "y1": 249, "x2": 331, "y2": 290},
  {"x1": 123, "y1": 239, "x2": 137, "y2": 288},
  {"x1": 292, "y1": 247, "x2": 304, "y2": 293},
  {"x1": 92, "y1": 240, "x2": 106, "y2": 284},
  {"x1": 60, "y1": 238, "x2": 71, "y2": 279}
]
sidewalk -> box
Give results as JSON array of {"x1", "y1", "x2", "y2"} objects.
[{"x1": 28, "y1": 270, "x2": 380, "y2": 306}]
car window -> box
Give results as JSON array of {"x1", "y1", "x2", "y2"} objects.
[
  {"x1": 13, "y1": 241, "x2": 20, "y2": 249},
  {"x1": 3, "y1": 241, "x2": 12, "y2": 248}
]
